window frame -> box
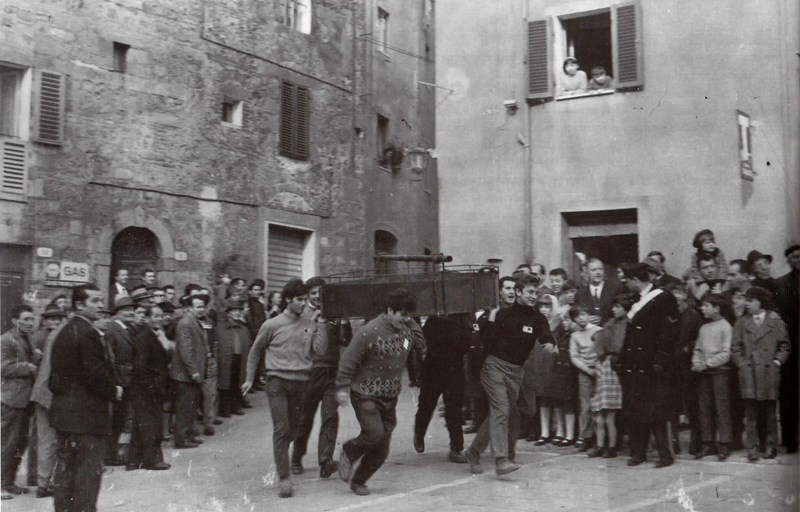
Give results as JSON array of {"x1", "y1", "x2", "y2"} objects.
[
  {"x1": 222, "y1": 99, "x2": 243, "y2": 127},
  {"x1": 376, "y1": 7, "x2": 389, "y2": 55},
  {"x1": 0, "y1": 63, "x2": 32, "y2": 140},
  {"x1": 281, "y1": 0, "x2": 312, "y2": 34},
  {"x1": 279, "y1": 81, "x2": 310, "y2": 161}
]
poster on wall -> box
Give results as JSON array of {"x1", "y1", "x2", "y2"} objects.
[{"x1": 44, "y1": 261, "x2": 90, "y2": 287}]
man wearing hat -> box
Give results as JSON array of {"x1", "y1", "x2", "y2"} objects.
[
  {"x1": 104, "y1": 296, "x2": 137, "y2": 465},
  {"x1": 26, "y1": 305, "x2": 66, "y2": 492},
  {"x1": 129, "y1": 286, "x2": 154, "y2": 305},
  {"x1": 216, "y1": 299, "x2": 251, "y2": 418},
  {"x1": 776, "y1": 244, "x2": 799, "y2": 453},
  {"x1": 170, "y1": 294, "x2": 208, "y2": 448},
  {"x1": 645, "y1": 251, "x2": 683, "y2": 289},
  {"x1": 747, "y1": 250, "x2": 780, "y2": 300}
]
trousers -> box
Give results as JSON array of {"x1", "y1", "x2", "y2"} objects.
[
  {"x1": 293, "y1": 367, "x2": 339, "y2": 465},
  {"x1": 53, "y1": 431, "x2": 107, "y2": 512},
  {"x1": 343, "y1": 393, "x2": 398, "y2": 486}
]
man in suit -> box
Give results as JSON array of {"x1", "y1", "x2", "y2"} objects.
[
  {"x1": 577, "y1": 258, "x2": 620, "y2": 325},
  {"x1": 49, "y1": 284, "x2": 122, "y2": 512},
  {"x1": 111, "y1": 269, "x2": 130, "y2": 307},
  {"x1": 618, "y1": 262, "x2": 679, "y2": 468},
  {"x1": 170, "y1": 294, "x2": 208, "y2": 449},
  {"x1": 104, "y1": 297, "x2": 137, "y2": 466},
  {"x1": 1, "y1": 304, "x2": 39, "y2": 500}
]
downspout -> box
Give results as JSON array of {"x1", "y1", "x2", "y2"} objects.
[{"x1": 523, "y1": 0, "x2": 534, "y2": 265}]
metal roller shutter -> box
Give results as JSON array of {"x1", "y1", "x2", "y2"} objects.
[{"x1": 267, "y1": 225, "x2": 306, "y2": 292}]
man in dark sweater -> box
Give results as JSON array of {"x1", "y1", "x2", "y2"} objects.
[
  {"x1": 336, "y1": 288, "x2": 425, "y2": 496},
  {"x1": 465, "y1": 275, "x2": 554, "y2": 476},
  {"x1": 292, "y1": 277, "x2": 352, "y2": 478}
]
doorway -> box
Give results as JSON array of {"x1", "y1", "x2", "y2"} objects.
[{"x1": 110, "y1": 227, "x2": 159, "y2": 294}]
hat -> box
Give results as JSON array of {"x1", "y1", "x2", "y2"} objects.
[
  {"x1": 641, "y1": 257, "x2": 662, "y2": 274},
  {"x1": 746, "y1": 250, "x2": 773, "y2": 266},
  {"x1": 180, "y1": 294, "x2": 210, "y2": 307},
  {"x1": 744, "y1": 286, "x2": 772, "y2": 306},
  {"x1": 692, "y1": 229, "x2": 715, "y2": 249},
  {"x1": 785, "y1": 244, "x2": 800, "y2": 257},
  {"x1": 225, "y1": 298, "x2": 246, "y2": 312},
  {"x1": 113, "y1": 296, "x2": 136, "y2": 313},
  {"x1": 41, "y1": 305, "x2": 66, "y2": 318},
  {"x1": 130, "y1": 287, "x2": 154, "y2": 302}
]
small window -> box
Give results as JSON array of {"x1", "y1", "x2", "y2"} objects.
[
  {"x1": 113, "y1": 42, "x2": 130, "y2": 73},
  {"x1": 377, "y1": 114, "x2": 389, "y2": 162},
  {"x1": 376, "y1": 8, "x2": 389, "y2": 53},
  {"x1": 281, "y1": 0, "x2": 312, "y2": 34},
  {"x1": 559, "y1": 12, "x2": 612, "y2": 96},
  {"x1": 222, "y1": 100, "x2": 243, "y2": 126},
  {"x1": 0, "y1": 65, "x2": 27, "y2": 138},
  {"x1": 279, "y1": 81, "x2": 309, "y2": 161}
]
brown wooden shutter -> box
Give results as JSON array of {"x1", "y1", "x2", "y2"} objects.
[
  {"x1": 612, "y1": 0, "x2": 643, "y2": 89},
  {"x1": 34, "y1": 70, "x2": 65, "y2": 145},
  {"x1": 1, "y1": 138, "x2": 27, "y2": 195},
  {"x1": 295, "y1": 85, "x2": 309, "y2": 160},
  {"x1": 280, "y1": 81, "x2": 295, "y2": 158},
  {"x1": 527, "y1": 18, "x2": 552, "y2": 102}
]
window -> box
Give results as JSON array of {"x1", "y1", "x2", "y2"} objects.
[
  {"x1": 222, "y1": 100, "x2": 243, "y2": 126},
  {"x1": 281, "y1": 0, "x2": 311, "y2": 34},
  {"x1": 376, "y1": 8, "x2": 389, "y2": 53},
  {"x1": 1, "y1": 63, "x2": 32, "y2": 198},
  {"x1": 377, "y1": 114, "x2": 389, "y2": 162},
  {"x1": 279, "y1": 81, "x2": 309, "y2": 161},
  {"x1": 0, "y1": 65, "x2": 27, "y2": 138},
  {"x1": 113, "y1": 42, "x2": 130, "y2": 73},
  {"x1": 527, "y1": 0, "x2": 643, "y2": 103}
]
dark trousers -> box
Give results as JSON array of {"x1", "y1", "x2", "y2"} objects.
[
  {"x1": 343, "y1": 393, "x2": 397, "y2": 487},
  {"x1": 53, "y1": 431, "x2": 107, "y2": 512},
  {"x1": 744, "y1": 399, "x2": 777, "y2": 453},
  {"x1": 220, "y1": 355, "x2": 246, "y2": 416},
  {"x1": 266, "y1": 376, "x2": 306, "y2": 480},
  {"x1": 674, "y1": 365, "x2": 702, "y2": 453},
  {"x1": 780, "y1": 355, "x2": 798, "y2": 451},
  {"x1": 108, "y1": 390, "x2": 130, "y2": 461},
  {"x1": 414, "y1": 359, "x2": 465, "y2": 452},
  {"x1": 629, "y1": 421, "x2": 671, "y2": 462},
  {"x1": 1, "y1": 403, "x2": 33, "y2": 488},
  {"x1": 173, "y1": 381, "x2": 200, "y2": 445},
  {"x1": 696, "y1": 372, "x2": 732, "y2": 444},
  {"x1": 293, "y1": 367, "x2": 339, "y2": 466},
  {"x1": 27, "y1": 413, "x2": 37, "y2": 485}
]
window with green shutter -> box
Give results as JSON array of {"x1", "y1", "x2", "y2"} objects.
[{"x1": 280, "y1": 81, "x2": 310, "y2": 161}]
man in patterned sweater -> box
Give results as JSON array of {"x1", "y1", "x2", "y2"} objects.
[{"x1": 335, "y1": 288, "x2": 426, "y2": 496}]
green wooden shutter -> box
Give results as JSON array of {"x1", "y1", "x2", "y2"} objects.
[
  {"x1": 527, "y1": 18, "x2": 552, "y2": 102},
  {"x1": 0, "y1": 138, "x2": 27, "y2": 195},
  {"x1": 34, "y1": 70, "x2": 65, "y2": 145},
  {"x1": 612, "y1": 0, "x2": 643, "y2": 89}
]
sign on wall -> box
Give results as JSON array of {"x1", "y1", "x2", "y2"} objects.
[
  {"x1": 45, "y1": 261, "x2": 90, "y2": 287},
  {"x1": 737, "y1": 110, "x2": 753, "y2": 181}
]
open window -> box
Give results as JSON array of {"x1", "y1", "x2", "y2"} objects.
[{"x1": 527, "y1": 0, "x2": 643, "y2": 104}]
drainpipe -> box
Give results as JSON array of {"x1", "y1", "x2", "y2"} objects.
[{"x1": 523, "y1": 0, "x2": 534, "y2": 265}]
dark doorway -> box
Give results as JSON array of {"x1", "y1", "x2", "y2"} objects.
[
  {"x1": 0, "y1": 245, "x2": 30, "y2": 332},
  {"x1": 374, "y1": 230, "x2": 398, "y2": 274},
  {"x1": 572, "y1": 234, "x2": 638, "y2": 289},
  {"x1": 111, "y1": 227, "x2": 159, "y2": 295}
]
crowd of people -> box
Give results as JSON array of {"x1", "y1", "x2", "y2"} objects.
[{"x1": 0, "y1": 230, "x2": 797, "y2": 508}]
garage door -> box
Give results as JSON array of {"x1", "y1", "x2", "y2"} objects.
[{"x1": 267, "y1": 225, "x2": 306, "y2": 292}]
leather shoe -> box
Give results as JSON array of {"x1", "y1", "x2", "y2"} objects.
[
  {"x1": 2, "y1": 485, "x2": 29, "y2": 495},
  {"x1": 204, "y1": 428, "x2": 215, "y2": 436},
  {"x1": 448, "y1": 450, "x2": 468, "y2": 463},
  {"x1": 763, "y1": 449, "x2": 777, "y2": 459},
  {"x1": 494, "y1": 457, "x2": 520, "y2": 475},
  {"x1": 466, "y1": 447, "x2": 483, "y2": 474},
  {"x1": 219, "y1": 413, "x2": 232, "y2": 418},
  {"x1": 1, "y1": 491, "x2": 12, "y2": 500},
  {"x1": 144, "y1": 462, "x2": 171, "y2": 470},
  {"x1": 213, "y1": 419, "x2": 223, "y2": 425},
  {"x1": 747, "y1": 451, "x2": 759, "y2": 462},
  {"x1": 319, "y1": 460, "x2": 339, "y2": 478},
  {"x1": 338, "y1": 451, "x2": 353, "y2": 482},
  {"x1": 350, "y1": 482, "x2": 370, "y2": 496},
  {"x1": 189, "y1": 437, "x2": 204, "y2": 444},
  {"x1": 231, "y1": 410, "x2": 245, "y2": 416},
  {"x1": 242, "y1": 402, "x2": 253, "y2": 409},
  {"x1": 105, "y1": 458, "x2": 125, "y2": 466},
  {"x1": 278, "y1": 479, "x2": 293, "y2": 498},
  {"x1": 587, "y1": 447, "x2": 604, "y2": 458},
  {"x1": 627, "y1": 457, "x2": 645, "y2": 467},
  {"x1": 174, "y1": 441, "x2": 199, "y2": 449},
  {"x1": 125, "y1": 463, "x2": 141, "y2": 471},
  {"x1": 36, "y1": 487, "x2": 54, "y2": 498},
  {"x1": 603, "y1": 447, "x2": 618, "y2": 459},
  {"x1": 413, "y1": 433, "x2": 425, "y2": 453},
  {"x1": 655, "y1": 458, "x2": 673, "y2": 468}
]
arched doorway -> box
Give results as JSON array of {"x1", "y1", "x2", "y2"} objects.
[
  {"x1": 111, "y1": 227, "x2": 160, "y2": 293},
  {"x1": 374, "y1": 229, "x2": 398, "y2": 274}
]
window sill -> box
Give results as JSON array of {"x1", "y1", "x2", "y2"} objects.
[
  {"x1": 221, "y1": 121, "x2": 242, "y2": 129},
  {"x1": 377, "y1": 165, "x2": 393, "y2": 174},
  {"x1": 555, "y1": 89, "x2": 614, "y2": 101}
]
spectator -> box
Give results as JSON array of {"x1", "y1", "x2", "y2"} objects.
[
  {"x1": 104, "y1": 296, "x2": 137, "y2": 466},
  {"x1": 142, "y1": 269, "x2": 157, "y2": 288},
  {"x1": 588, "y1": 328, "x2": 622, "y2": 458},
  {"x1": 569, "y1": 304, "x2": 602, "y2": 452},
  {"x1": 217, "y1": 299, "x2": 251, "y2": 418},
  {"x1": 646, "y1": 251, "x2": 683, "y2": 288},
  {"x1": 775, "y1": 244, "x2": 799, "y2": 453},
  {"x1": 170, "y1": 295, "x2": 208, "y2": 449},
  {"x1": 558, "y1": 57, "x2": 587, "y2": 95},
  {"x1": 111, "y1": 268, "x2": 130, "y2": 306},
  {"x1": 530, "y1": 296, "x2": 559, "y2": 446},
  {"x1": 576, "y1": 258, "x2": 620, "y2": 325},
  {"x1": 686, "y1": 229, "x2": 728, "y2": 282},
  {"x1": 162, "y1": 285, "x2": 177, "y2": 305},
  {"x1": 587, "y1": 65, "x2": 613, "y2": 90}
]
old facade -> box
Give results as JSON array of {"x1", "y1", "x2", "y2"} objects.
[
  {"x1": 0, "y1": 0, "x2": 438, "y2": 328},
  {"x1": 436, "y1": 0, "x2": 799, "y2": 281}
]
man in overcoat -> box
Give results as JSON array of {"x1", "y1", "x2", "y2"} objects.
[
  {"x1": 104, "y1": 297, "x2": 137, "y2": 465},
  {"x1": 170, "y1": 295, "x2": 208, "y2": 448},
  {"x1": 49, "y1": 284, "x2": 122, "y2": 512},
  {"x1": 618, "y1": 262, "x2": 679, "y2": 468},
  {"x1": 217, "y1": 299, "x2": 251, "y2": 417}
]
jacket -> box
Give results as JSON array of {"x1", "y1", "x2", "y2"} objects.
[
  {"x1": 731, "y1": 314, "x2": 789, "y2": 400},
  {"x1": 216, "y1": 319, "x2": 251, "y2": 390},
  {"x1": 576, "y1": 281, "x2": 621, "y2": 324},
  {"x1": 1, "y1": 328, "x2": 39, "y2": 408},
  {"x1": 49, "y1": 316, "x2": 118, "y2": 435},
  {"x1": 105, "y1": 320, "x2": 134, "y2": 387},
  {"x1": 30, "y1": 324, "x2": 64, "y2": 409},
  {"x1": 170, "y1": 314, "x2": 208, "y2": 383}
]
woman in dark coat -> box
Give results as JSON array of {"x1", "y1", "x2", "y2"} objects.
[{"x1": 128, "y1": 304, "x2": 171, "y2": 471}]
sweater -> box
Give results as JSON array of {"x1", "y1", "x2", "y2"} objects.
[
  {"x1": 336, "y1": 314, "x2": 425, "y2": 398},
  {"x1": 246, "y1": 309, "x2": 319, "y2": 382},
  {"x1": 569, "y1": 324, "x2": 602, "y2": 375},
  {"x1": 303, "y1": 305, "x2": 352, "y2": 368},
  {"x1": 692, "y1": 318, "x2": 732, "y2": 373},
  {"x1": 484, "y1": 302, "x2": 554, "y2": 367}
]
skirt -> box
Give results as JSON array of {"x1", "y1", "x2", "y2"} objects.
[{"x1": 591, "y1": 359, "x2": 622, "y2": 412}]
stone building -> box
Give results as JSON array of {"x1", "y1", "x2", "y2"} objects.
[
  {"x1": 436, "y1": 0, "x2": 799, "y2": 282},
  {"x1": 0, "y1": 0, "x2": 438, "y2": 328}
]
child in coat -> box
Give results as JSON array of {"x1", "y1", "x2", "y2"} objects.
[
  {"x1": 588, "y1": 328, "x2": 623, "y2": 458},
  {"x1": 530, "y1": 296, "x2": 560, "y2": 445},
  {"x1": 569, "y1": 305, "x2": 602, "y2": 451},
  {"x1": 731, "y1": 286, "x2": 790, "y2": 461}
]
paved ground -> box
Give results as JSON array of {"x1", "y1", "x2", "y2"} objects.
[{"x1": 4, "y1": 382, "x2": 798, "y2": 511}]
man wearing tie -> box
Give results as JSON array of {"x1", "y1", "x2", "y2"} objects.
[{"x1": 577, "y1": 258, "x2": 620, "y2": 325}]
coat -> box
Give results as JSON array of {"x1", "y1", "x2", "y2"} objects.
[
  {"x1": 216, "y1": 319, "x2": 251, "y2": 390},
  {"x1": 246, "y1": 298, "x2": 267, "y2": 341},
  {"x1": 549, "y1": 324, "x2": 577, "y2": 403},
  {"x1": 30, "y1": 325, "x2": 64, "y2": 409},
  {"x1": 131, "y1": 327, "x2": 170, "y2": 441},
  {"x1": 170, "y1": 315, "x2": 207, "y2": 383},
  {"x1": 576, "y1": 281, "x2": 621, "y2": 324},
  {"x1": 49, "y1": 316, "x2": 118, "y2": 435},
  {"x1": 618, "y1": 288, "x2": 679, "y2": 423},
  {"x1": 731, "y1": 314, "x2": 789, "y2": 401},
  {"x1": 106, "y1": 320, "x2": 134, "y2": 387},
  {"x1": 1, "y1": 328, "x2": 39, "y2": 408}
]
